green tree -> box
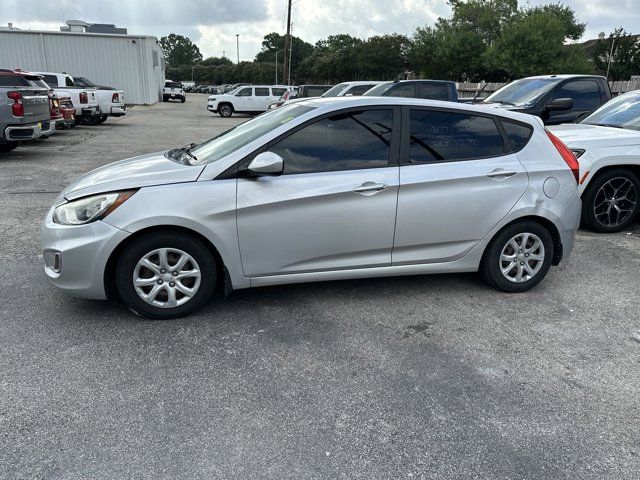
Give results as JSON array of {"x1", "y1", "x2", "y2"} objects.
[
  {"x1": 255, "y1": 32, "x2": 314, "y2": 81},
  {"x1": 160, "y1": 33, "x2": 203, "y2": 67},
  {"x1": 592, "y1": 28, "x2": 640, "y2": 80},
  {"x1": 200, "y1": 56, "x2": 233, "y2": 66},
  {"x1": 487, "y1": 9, "x2": 592, "y2": 78},
  {"x1": 411, "y1": 0, "x2": 518, "y2": 81},
  {"x1": 356, "y1": 34, "x2": 411, "y2": 79}
]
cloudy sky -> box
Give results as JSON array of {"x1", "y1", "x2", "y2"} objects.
[{"x1": 2, "y1": 0, "x2": 639, "y2": 61}]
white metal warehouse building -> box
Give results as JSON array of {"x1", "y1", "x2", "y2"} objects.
[{"x1": 0, "y1": 28, "x2": 166, "y2": 104}]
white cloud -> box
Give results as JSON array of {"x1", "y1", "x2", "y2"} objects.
[{"x1": 1, "y1": 0, "x2": 639, "y2": 61}]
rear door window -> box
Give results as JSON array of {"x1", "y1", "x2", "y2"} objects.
[
  {"x1": 407, "y1": 109, "x2": 505, "y2": 163},
  {"x1": 255, "y1": 87, "x2": 270, "y2": 96},
  {"x1": 417, "y1": 83, "x2": 450, "y2": 101}
]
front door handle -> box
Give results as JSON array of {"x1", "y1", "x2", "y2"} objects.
[
  {"x1": 353, "y1": 182, "x2": 390, "y2": 195},
  {"x1": 486, "y1": 169, "x2": 518, "y2": 179}
]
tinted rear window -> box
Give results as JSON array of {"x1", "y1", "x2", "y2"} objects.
[
  {"x1": 165, "y1": 82, "x2": 182, "y2": 88},
  {"x1": 0, "y1": 75, "x2": 30, "y2": 87},
  {"x1": 501, "y1": 120, "x2": 533, "y2": 152}
]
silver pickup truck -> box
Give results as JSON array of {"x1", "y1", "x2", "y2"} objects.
[{"x1": 0, "y1": 70, "x2": 54, "y2": 153}]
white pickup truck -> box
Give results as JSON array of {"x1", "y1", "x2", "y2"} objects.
[
  {"x1": 34, "y1": 72, "x2": 101, "y2": 125},
  {"x1": 73, "y1": 76, "x2": 126, "y2": 123}
]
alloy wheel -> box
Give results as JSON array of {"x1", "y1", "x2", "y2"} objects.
[
  {"x1": 133, "y1": 248, "x2": 201, "y2": 309},
  {"x1": 499, "y1": 233, "x2": 545, "y2": 283},
  {"x1": 593, "y1": 177, "x2": 637, "y2": 228}
]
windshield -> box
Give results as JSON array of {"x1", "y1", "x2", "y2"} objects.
[
  {"x1": 581, "y1": 92, "x2": 640, "y2": 130},
  {"x1": 170, "y1": 103, "x2": 316, "y2": 166},
  {"x1": 483, "y1": 78, "x2": 560, "y2": 106},
  {"x1": 363, "y1": 82, "x2": 393, "y2": 96},
  {"x1": 321, "y1": 83, "x2": 349, "y2": 97}
]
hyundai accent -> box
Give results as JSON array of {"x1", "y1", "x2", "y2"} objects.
[{"x1": 42, "y1": 97, "x2": 581, "y2": 319}]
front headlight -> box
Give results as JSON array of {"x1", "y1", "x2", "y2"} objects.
[{"x1": 53, "y1": 191, "x2": 135, "y2": 225}]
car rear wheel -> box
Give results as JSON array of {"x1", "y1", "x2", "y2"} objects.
[
  {"x1": 480, "y1": 221, "x2": 554, "y2": 293},
  {"x1": 116, "y1": 232, "x2": 217, "y2": 319},
  {"x1": 582, "y1": 168, "x2": 639, "y2": 233},
  {"x1": 218, "y1": 104, "x2": 233, "y2": 117}
]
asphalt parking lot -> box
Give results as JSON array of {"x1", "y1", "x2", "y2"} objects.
[{"x1": 1, "y1": 93, "x2": 639, "y2": 479}]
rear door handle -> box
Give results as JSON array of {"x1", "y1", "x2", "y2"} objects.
[
  {"x1": 353, "y1": 182, "x2": 390, "y2": 194},
  {"x1": 486, "y1": 169, "x2": 518, "y2": 179}
]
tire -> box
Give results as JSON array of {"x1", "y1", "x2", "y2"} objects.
[
  {"x1": 0, "y1": 142, "x2": 20, "y2": 152},
  {"x1": 181, "y1": 97, "x2": 186, "y2": 103},
  {"x1": 480, "y1": 221, "x2": 554, "y2": 293},
  {"x1": 581, "y1": 168, "x2": 639, "y2": 233},
  {"x1": 162, "y1": 95, "x2": 168, "y2": 102},
  {"x1": 115, "y1": 231, "x2": 217, "y2": 319},
  {"x1": 97, "y1": 114, "x2": 108, "y2": 124},
  {"x1": 218, "y1": 104, "x2": 233, "y2": 117}
]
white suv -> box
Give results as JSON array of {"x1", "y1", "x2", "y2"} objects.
[
  {"x1": 163, "y1": 81, "x2": 185, "y2": 103},
  {"x1": 207, "y1": 85, "x2": 294, "y2": 117}
]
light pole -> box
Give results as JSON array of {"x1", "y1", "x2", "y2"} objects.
[
  {"x1": 236, "y1": 34, "x2": 240, "y2": 64},
  {"x1": 606, "y1": 36, "x2": 616, "y2": 80},
  {"x1": 275, "y1": 49, "x2": 280, "y2": 85}
]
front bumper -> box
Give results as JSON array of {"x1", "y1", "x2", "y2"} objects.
[
  {"x1": 41, "y1": 207, "x2": 130, "y2": 300},
  {"x1": 4, "y1": 120, "x2": 55, "y2": 142},
  {"x1": 207, "y1": 103, "x2": 218, "y2": 112}
]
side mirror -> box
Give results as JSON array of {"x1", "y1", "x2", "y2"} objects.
[
  {"x1": 547, "y1": 98, "x2": 573, "y2": 111},
  {"x1": 246, "y1": 152, "x2": 283, "y2": 176}
]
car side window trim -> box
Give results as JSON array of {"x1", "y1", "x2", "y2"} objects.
[
  {"x1": 217, "y1": 105, "x2": 402, "y2": 179},
  {"x1": 399, "y1": 105, "x2": 512, "y2": 166}
]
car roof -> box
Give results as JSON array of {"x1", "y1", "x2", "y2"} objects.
[
  {"x1": 295, "y1": 96, "x2": 543, "y2": 125},
  {"x1": 519, "y1": 74, "x2": 607, "y2": 80},
  {"x1": 377, "y1": 79, "x2": 456, "y2": 85},
  {"x1": 337, "y1": 81, "x2": 383, "y2": 86}
]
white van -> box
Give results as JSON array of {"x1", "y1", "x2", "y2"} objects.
[{"x1": 207, "y1": 85, "x2": 295, "y2": 117}]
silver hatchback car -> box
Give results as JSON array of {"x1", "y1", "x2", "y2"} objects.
[{"x1": 42, "y1": 97, "x2": 581, "y2": 319}]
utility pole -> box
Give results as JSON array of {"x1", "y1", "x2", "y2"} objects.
[
  {"x1": 275, "y1": 49, "x2": 279, "y2": 85},
  {"x1": 282, "y1": 0, "x2": 292, "y2": 85},
  {"x1": 236, "y1": 34, "x2": 240, "y2": 64}
]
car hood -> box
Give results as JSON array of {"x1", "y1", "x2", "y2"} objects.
[
  {"x1": 548, "y1": 123, "x2": 640, "y2": 147},
  {"x1": 62, "y1": 151, "x2": 205, "y2": 200}
]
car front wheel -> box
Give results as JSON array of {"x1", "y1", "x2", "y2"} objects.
[
  {"x1": 218, "y1": 104, "x2": 233, "y2": 117},
  {"x1": 115, "y1": 232, "x2": 217, "y2": 319},
  {"x1": 480, "y1": 221, "x2": 554, "y2": 293},
  {"x1": 582, "y1": 168, "x2": 639, "y2": 233}
]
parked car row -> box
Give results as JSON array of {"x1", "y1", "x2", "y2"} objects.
[
  {"x1": 205, "y1": 74, "x2": 637, "y2": 233},
  {"x1": 0, "y1": 69, "x2": 126, "y2": 153}
]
